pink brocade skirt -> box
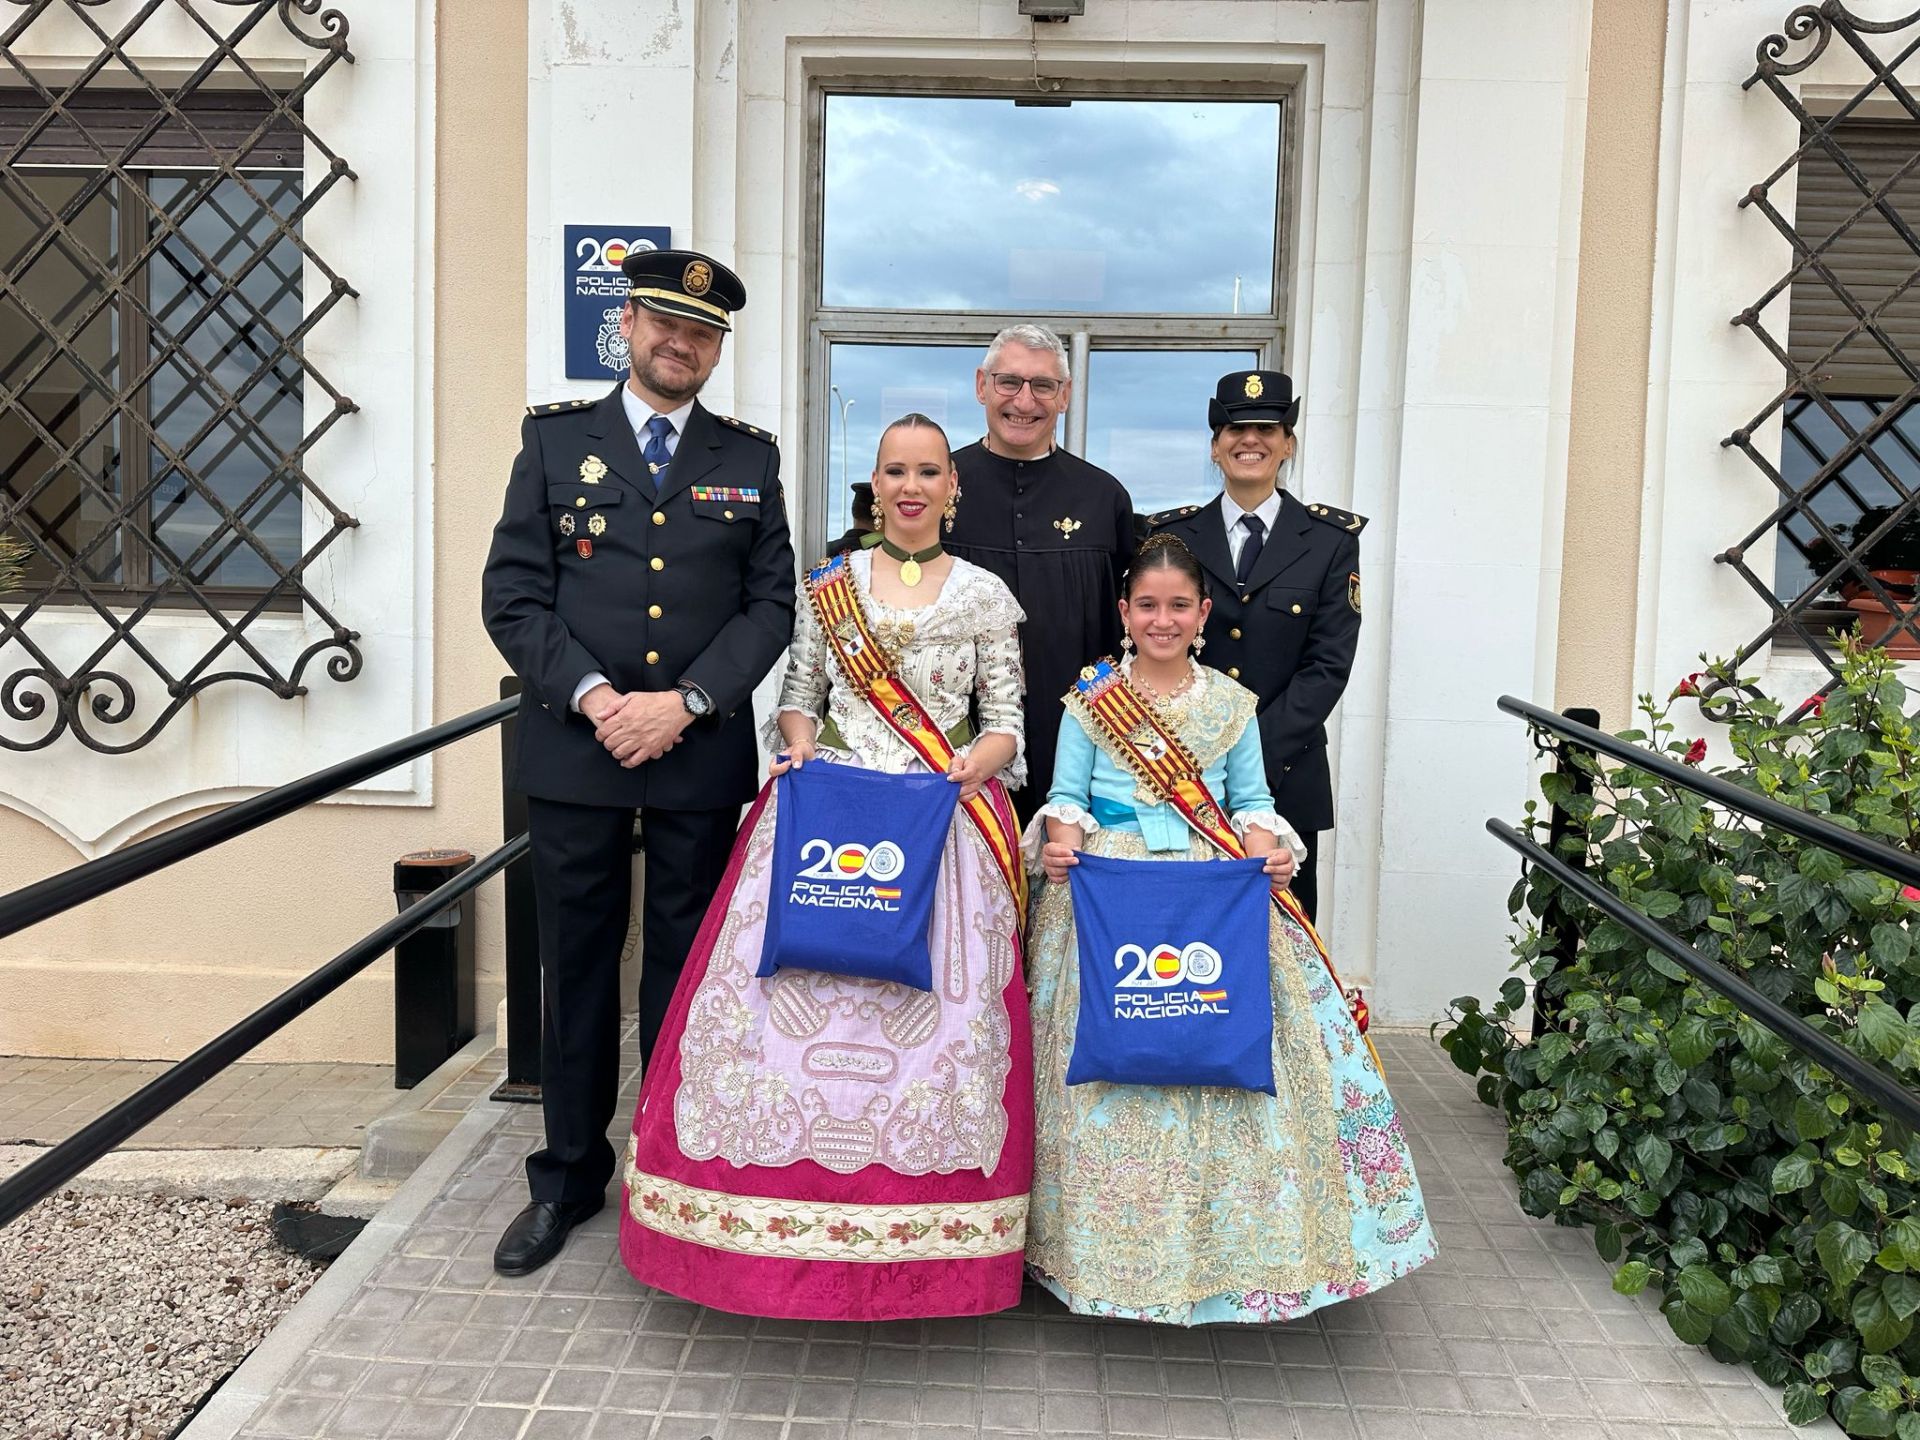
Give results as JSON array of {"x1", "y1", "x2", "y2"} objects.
[{"x1": 619, "y1": 782, "x2": 1035, "y2": 1321}]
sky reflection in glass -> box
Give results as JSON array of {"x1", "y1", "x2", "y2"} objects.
[{"x1": 822, "y1": 95, "x2": 1280, "y2": 314}]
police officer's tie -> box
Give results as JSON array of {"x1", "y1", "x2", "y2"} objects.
[
  {"x1": 1235, "y1": 512, "x2": 1267, "y2": 588},
  {"x1": 642, "y1": 414, "x2": 675, "y2": 494}
]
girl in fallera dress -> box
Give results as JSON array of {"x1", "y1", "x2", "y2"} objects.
[
  {"x1": 1022, "y1": 534, "x2": 1436, "y2": 1324},
  {"x1": 619, "y1": 413, "x2": 1034, "y2": 1320}
]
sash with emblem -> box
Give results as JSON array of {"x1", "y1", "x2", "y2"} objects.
[
  {"x1": 802, "y1": 554, "x2": 1027, "y2": 920},
  {"x1": 1064, "y1": 657, "x2": 1377, "y2": 1063}
]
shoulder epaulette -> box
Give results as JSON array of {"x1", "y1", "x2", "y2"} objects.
[
  {"x1": 714, "y1": 413, "x2": 777, "y2": 445},
  {"x1": 526, "y1": 397, "x2": 595, "y2": 418},
  {"x1": 1306, "y1": 502, "x2": 1368, "y2": 535},
  {"x1": 1145, "y1": 503, "x2": 1202, "y2": 527}
]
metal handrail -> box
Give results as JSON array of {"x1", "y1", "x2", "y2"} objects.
[
  {"x1": 0, "y1": 832, "x2": 528, "y2": 1229},
  {"x1": 0, "y1": 696, "x2": 517, "y2": 941},
  {"x1": 1498, "y1": 697, "x2": 1920, "y2": 1135},
  {"x1": 1488, "y1": 820, "x2": 1920, "y2": 1133},
  {"x1": 1498, "y1": 694, "x2": 1920, "y2": 889}
]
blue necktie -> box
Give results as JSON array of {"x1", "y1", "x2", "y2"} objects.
[
  {"x1": 642, "y1": 414, "x2": 675, "y2": 493},
  {"x1": 1235, "y1": 512, "x2": 1266, "y2": 587}
]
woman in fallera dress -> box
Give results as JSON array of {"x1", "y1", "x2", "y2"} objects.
[
  {"x1": 619, "y1": 413, "x2": 1034, "y2": 1320},
  {"x1": 1022, "y1": 534, "x2": 1436, "y2": 1324}
]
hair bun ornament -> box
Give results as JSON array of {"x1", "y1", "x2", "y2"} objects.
[{"x1": 1139, "y1": 532, "x2": 1196, "y2": 561}]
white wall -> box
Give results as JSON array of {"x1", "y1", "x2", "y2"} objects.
[{"x1": 0, "y1": 0, "x2": 437, "y2": 857}]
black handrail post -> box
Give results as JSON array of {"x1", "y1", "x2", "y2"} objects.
[
  {"x1": 1535, "y1": 706, "x2": 1600, "y2": 1039},
  {"x1": 393, "y1": 849, "x2": 477, "y2": 1089},
  {"x1": 493, "y1": 676, "x2": 542, "y2": 1104}
]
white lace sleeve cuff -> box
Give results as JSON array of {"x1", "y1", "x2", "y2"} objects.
[
  {"x1": 1233, "y1": 809, "x2": 1307, "y2": 865},
  {"x1": 964, "y1": 725, "x2": 1027, "y2": 790},
  {"x1": 1018, "y1": 802, "x2": 1100, "y2": 875}
]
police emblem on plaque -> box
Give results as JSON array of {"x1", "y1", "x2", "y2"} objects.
[{"x1": 594, "y1": 306, "x2": 628, "y2": 373}]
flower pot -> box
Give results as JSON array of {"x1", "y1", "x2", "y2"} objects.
[{"x1": 1847, "y1": 596, "x2": 1920, "y2": 658}]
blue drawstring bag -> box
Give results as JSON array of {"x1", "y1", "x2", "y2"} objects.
[
  {"x1": 757, "y1": 761, "x2": 960, "y2": 990},
  {"x1": 1065, "y1": 852, "x2": 1275, "y2": 1093}
]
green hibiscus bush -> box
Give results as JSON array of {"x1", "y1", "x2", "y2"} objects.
[{"x1": 1439, "y1": 642, "x2": 1920, "y2": 1435}]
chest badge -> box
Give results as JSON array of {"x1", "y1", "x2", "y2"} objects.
[
  {"x1": 577, "y1": 538, "x2": 593, "y2": 559},
  {"x1": 1053, "y1": 516, "x2": 1082, "y2": 538},
  {"x1": 558, "y1": 512, "x2": 576, "y2": 537},
  {"x1": 580, "y1": 455, "x2": 607, "y2": 485},
  {"x1": 587, "y1": 512, "x2": 608, "y2": 537}
]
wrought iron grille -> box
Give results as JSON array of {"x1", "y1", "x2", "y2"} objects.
[
  {"x1": 1719, "y1": 2, "x2": 1920, "y2": 712},
  {"x1": 0, "y1": 0, "x2": 360, "y2": 754}
]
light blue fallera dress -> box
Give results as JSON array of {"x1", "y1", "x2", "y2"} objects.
[{"x1": 1020, "y1": 659, "x2": 1436, "y2": 1324}]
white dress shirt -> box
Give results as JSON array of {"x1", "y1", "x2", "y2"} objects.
[
  {"x1": 1220, "y1": 488, "x2": 1283, "y2": 572},
  {"x1": 571, "y1": 388, "x2": 700, "y2": 712}
]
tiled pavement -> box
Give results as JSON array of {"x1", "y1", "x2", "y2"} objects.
[
  {"x1": 228, "y1": 1033, "x2": 1831, "y2": 1440},
  {"x1": 0, "y1": 1055, "x2": 396, "y2": 1149}
]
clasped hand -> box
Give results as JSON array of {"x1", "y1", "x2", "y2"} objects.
[{"x1": 584, "y1": 685, "x2": 689, "y2": 769}]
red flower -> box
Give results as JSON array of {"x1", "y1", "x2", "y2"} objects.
[
  {"x1": 1671, "y1": 672, "x2": 1703, "y2": 699},
  {"x1": 1901, "y1": 886, "x2": 1920, "y2": 904},
  {"x1": 641, "y1": 1191, "x2": 664, "y2": 1212},
  {"x1": 942, "y1": 1220, "x2": 967, "y2": 1240},
  {"x1": 826, "y1": 1221, "x2": 858, "y2": 1243},
  {"x1": 767, "y1": 1216, "x2": 798, "y2": 1238},
  {"x1": 1805, "y1": 693, "x2": 1827, "y2": 717},
  {"x1": 1683, "y1": 738, "x2": 1707, "y2": 765},
  {"x1": 991, "y1": 1215, "x2": 1012, "y2": 1237},
  {"x1": 676, "y1": 1202, "x2": 697, "y2": 1223},
  {"x1": 888, "y1": 1222, "x2": 917, "y2": 1243}
]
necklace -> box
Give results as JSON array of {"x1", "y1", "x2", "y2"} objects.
[
  {"x1": 878, "y1": 536, "x2": 944, "y2": 587},
  {"x1": 1129, "y1": 660, "x2": 1197, "y2": 705}
]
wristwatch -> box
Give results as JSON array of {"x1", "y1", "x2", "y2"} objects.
[{"x1": 675, "y1": 682, "x2": 713, "y2": 718}]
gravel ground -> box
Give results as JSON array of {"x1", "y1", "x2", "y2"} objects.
[{"x1": 1, "y1": 1191, "x2": 325, "y2": 1440}]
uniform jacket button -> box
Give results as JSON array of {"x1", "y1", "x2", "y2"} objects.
[
  {"x1": 1230, "y1": 627, "x2": 1242, "y2": 640},
  {"x1": 650, "y1": 557, "x2": 664, "y2": 571},
  {"x1": 649, "y1": 604, "x2": 662, "y2": 619},
  {"x1": 1291, "y1": 603, "x2": 1302, "y2": 615},
  {"x1": 1228, "y1": 667, "x2": 1241, "y2": 679},
  {"x1": 575, "y1": 497, "x2": 585, "y2": 508},
  {"x1": 724, "y1": 509, "x2": 735, "y2": 519},
  {"x1": 652, "y1": 512, "x2": 665, "y2": 526},
  {"x1": 646, "y1": 650, "x2": 660, "y2": 665}
]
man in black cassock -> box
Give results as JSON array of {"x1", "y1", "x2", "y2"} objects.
[{"x1": 945, "y1": 324, "x2": 1134, "y2": 821}]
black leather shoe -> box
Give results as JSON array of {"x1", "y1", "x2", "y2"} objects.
[{"x1": 492, "y1": 1196, "x2": 604, "y2": 1277}]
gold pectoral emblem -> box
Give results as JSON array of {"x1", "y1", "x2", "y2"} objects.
[
  {"x1": 1053, "y1": 516, "x2": 1082, "y2": 538},
  {"x1": 580, "y1": 455, "x2": 607, "y2": 484},
  {"x1": 587, "y1": 512, "x2": 607, "y2": 537},
  {"x1": 558, "y1": 513, "x2": 576, "y2": 537},
  {"x1": 1244, "y1": 374, "x2": 1264, "y2": 399}
]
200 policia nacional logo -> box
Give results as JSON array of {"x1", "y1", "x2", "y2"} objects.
[
  {"x1": 1109, "y1": 940, "x2": 1230, "y2": 1020},
  {"x1": 789, "y1": 838, "x2": 908, "y2": 912}
]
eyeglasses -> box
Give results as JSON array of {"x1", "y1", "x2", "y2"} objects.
[{"x1": 989, "y1": 372, "x2": 1064, "y2": 400}]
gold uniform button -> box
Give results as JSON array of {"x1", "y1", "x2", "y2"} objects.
[
  {"x1": 1229, "y1": 627, "x2": 1242, "y2": 640},
  {"x1": 1291, "y1": 603, "x2": 1303, "y2": 615},
  {"x1": 652, "y1": 512, "x2": 665, "y2": 526},
  {"x1": 650, "y1": 557, "x2": 664, "y2": 571},
  {"x1": 1228, "y1": 667, "x2": 1241, "y2": 679},
  {"x1": 646, "y1": 650, "x2": 660, "y2": 665},
  {"x1": 1241, "y1": 593, "x2": 1251, "y2": 604},
  {"x1": 724, "y1": 509, "x2": 735, "y2": 520},
  {"x1": 648, "y1": 604, "x2": 662, "y2": 619},
  {"x1": 574, "y1": 497, "x2": 585, "y2": 508}
]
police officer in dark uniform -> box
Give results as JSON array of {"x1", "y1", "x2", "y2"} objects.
[
  {"x1": 482, "y1": 248, "x2": 795, "y2": 1274},
  {"x1": 1146, "y1": 370, "x2": 1363, "y2": 921}
]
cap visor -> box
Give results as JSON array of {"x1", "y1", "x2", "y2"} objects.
[
  {"x1": 633, "y1": 295, "x2": 732, "y2": 332},
  {"x1": 1221, "y1": 405, "x2": 1296, "y2": 425}
]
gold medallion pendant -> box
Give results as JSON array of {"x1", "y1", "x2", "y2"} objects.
[
  {"x1": 900, "y1": 557, "x2": 922, "y2": 587},
  {"x1": 878, "y1": 538, "x2": 941, "y2": 588}
]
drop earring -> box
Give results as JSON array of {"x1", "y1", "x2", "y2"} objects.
[
  {"x1": 1121, "y1": 629, "x2": 1135, "y2": 654},
  {"x1": 944, "y1": 483, "x2": 961, "y2": 534},
  {"x1": 1192, "y1": 631, "x2": 1207, "y2": 655}
]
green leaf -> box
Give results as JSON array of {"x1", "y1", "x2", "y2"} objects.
[
  {"x1": 1844, "y1": 1387, "x2": 1898, "y2": 1437},
  {"x1": 1818, "y1": 1221, "x2": 1876, "y2": 1290},
  {"x1": 1837, "y1": 868, "x2": 1885, "y2": 912},
  {"x1": 1801, "y1": 847, "x2": 1848, "y2": 883},
  {"x1": 1641, "y1": 889, "x2": 1683, "y2": 918},
  {"x1": 1793, "y1": 1095, "x2": 1837, "y2": 1141},
  {"x1": 1888, "y1": 1217, "x2": 1920, "y2": 1269},
  {"x1": 1637, "y1": 1134, "x2": 1674, "y2": 1184},
  {"x1": 1669, "y1": 1014, "x2": 1715, "y2": 1068},
  {"x1": 1772, "y1": 1151, "x2": 1816, "y2": 1194},
  {"x1": 1594, "y1": 1222, "x2": 1622, "y2": 1263},
  {"x1": 1858, "y1": 999, "x2": 1909, "y2": 1061},
  {"x1": 1883, "y1": 1271, "x2": 1920, "y2": 1320},
  {"x1": 1896, "y1": 1413, "x2": 1920, "y2": 1440},
  {"x1": 1860, "y1": 1354, "x2": 1906, "y2": 1391},
  {"x1": 1653, "y1": 1055, "x2": 1684, "y2": 1096},
  {"x1": 1664, "y1": 1297, "x2": 1714, "y2": 1345},
  {"x1": 1871, "y1": 921, "x2": 1912, "y2": 969},
  {"x1": 1782, "y1": 1383, "x2": 1826, "y2": 1426},
  {"x1": 1772, "y1": 1291, "x2": 1822, "y2": 1344},
  {"x1": 1614, "y1": 1260, "x2": 1653, "y2": 1296},
  {"x1": 1676, "y1": 1264, "x2": 1733, "y2": 1317},
  {"x1": 1823, "y1": 1171, "x2": 1861, "y2": 1218},
  {"x1": 1744, "y1": 1254, "x2": 1785, "y2": 1286},
  {"x1": 1852, "y1": 1283, "x2": 1914, "y2": 1354}
]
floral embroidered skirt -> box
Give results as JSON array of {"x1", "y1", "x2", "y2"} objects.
[
  {"x1": 620, "y1": 782, "x2": 1034, "y2": 1320},
  {"x1": 1025, "y1": 828, "x2": 1436, "y2": 1325}
]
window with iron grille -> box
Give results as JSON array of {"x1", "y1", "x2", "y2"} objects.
[
  {"x1": 1723, "y1": 4, "x2": 1920, "y2": 694},
  {"x1": 1, "y1": 91, "x2": 308, "y2": 605},
  {"x1": 0, "y1": 0, "x2": 361, "y2": 755}
]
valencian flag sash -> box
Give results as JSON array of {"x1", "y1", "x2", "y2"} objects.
[
  {"x1": 758, "y1": 762, "x2": 959, "y2": 990},
  {"x1": 802, "y1": 553, "x2": 1027, "y2": 920},
  {"x1": 1065, "y1": 658, "x2": 1380, "y2": 1069},
  {"x1": 1066, "y1": 852, "x2": 1276, "y2": 1093}
]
